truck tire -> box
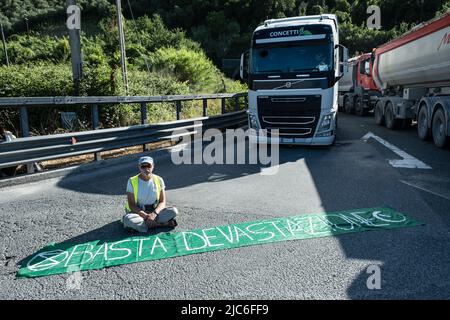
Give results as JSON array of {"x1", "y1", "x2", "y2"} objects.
[
  {"x1": 432, "y1": 108, "x2": 449, "y2": 148},
  {"x1": 417, "y1": 106, "x2": 430, "y2": 140},
  {"x1": 385, "y1": 102, "x2": 399, "y2": 130},
  {"x1": 374, "y1": 102, "x2": 385, "y2": 125},
  {"x1": 355, "y1": 96, "x2": 367, "y2": 116},
  {"x1": 344, "y1": 96, "x2": 354, "y2": 114}
]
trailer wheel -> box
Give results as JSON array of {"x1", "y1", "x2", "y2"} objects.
[
  {"x1": 374, "y1": 102, "x2": 385, "y2": 125},
  {"x1": 344, "y1": 96, "x2": 354, "y2": 114},
  {"x1": 355, "y1": 96, "x2": 367, "y2": 116},
  {"x1": 432, "y1": 108, "x2": 449, "y2": 148},
  {"x1": 417, "y1": 106, "x2": 430, "y2": 140},
  {"x1": 385, "y1": 103, "x2": 399, "y2": 130}
]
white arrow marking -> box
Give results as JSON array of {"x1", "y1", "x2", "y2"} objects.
[{"x1": 361, "y1": 132, "x2": 432, "y2": 169}]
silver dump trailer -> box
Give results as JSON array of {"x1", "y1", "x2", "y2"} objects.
[{"x1": 371, "y1": 12, "x2": 450, "y2": 148}]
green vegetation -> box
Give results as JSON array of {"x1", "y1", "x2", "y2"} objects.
[
  {"x1": 0, "y1": 11, "x2": 246, "y2": 135},
  {"x1": 2, "y1": 0, "x2": 449, "y2": 58},
  {"x1": 0, "y1": 0, "x2": 448, "y2": 135}
]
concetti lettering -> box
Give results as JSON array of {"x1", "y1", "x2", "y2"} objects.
[{"x1": 269, "y1": 30, "x2": 299, "y2": 37}]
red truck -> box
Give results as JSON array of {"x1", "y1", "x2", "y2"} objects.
[{"x1": 338, "y1": 53, "x2": 380, "y2": 116}]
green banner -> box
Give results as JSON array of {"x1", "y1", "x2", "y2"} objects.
[{"x1": 17, "y1": 207, "x2": 422, "y2": 278}]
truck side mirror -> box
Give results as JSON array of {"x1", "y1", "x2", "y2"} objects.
[
  {"x1": 335, "y1": 44, "x2": 348, "y2": 82},
  {"x1": 240, "y1": 50, "x2": 249, "y2": 81},
  {"x1": 340, "y1": 46, "x2": 349, "y2": 75}
]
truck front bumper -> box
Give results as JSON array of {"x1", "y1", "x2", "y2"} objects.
[{"x1": 248, "y1": 129, "x2": 335, "y2": 146}]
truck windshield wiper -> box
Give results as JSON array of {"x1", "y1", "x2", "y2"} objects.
[
  {"x1": 292, "y1": 68, "x2": 319, "y2": 72},
  {"x1": 259, "y1": 69, "x2": 282, "y2": 73}
]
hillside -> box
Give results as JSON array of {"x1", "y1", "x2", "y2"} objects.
[
  {"x1": 1, "y1": 0, "x2": 450, "y2": 59},
  {"x1": 0, "y1": 0, "x2": 449, "y2": 136}
]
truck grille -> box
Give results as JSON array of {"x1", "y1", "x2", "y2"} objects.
[{"x1": 257, "y1": 95, "x2": 321, "y2": 138}]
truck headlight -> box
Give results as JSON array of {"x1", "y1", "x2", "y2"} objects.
[
  {"x1": 247, "y1": 111, "x2": 259, "y2": 129},
  {"x1": 318, "y1": 112, "x2": 335, "y2": 132}
]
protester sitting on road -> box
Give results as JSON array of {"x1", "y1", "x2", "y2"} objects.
[{"x1": 123, "y1": 156, "x2": 178, "y2": 232}]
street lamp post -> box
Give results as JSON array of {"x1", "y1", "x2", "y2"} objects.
[{"x1": 116, "y1": 0, "x2": 129, "y2": 95}]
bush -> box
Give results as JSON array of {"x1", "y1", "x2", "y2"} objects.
[
  {"x1": 223, "y1": 78, "x2": 247, "y2": 94},
  {"x1": 150, "y1": 46, "x2": 223, "y2": 93},
  {"x1": 0, "y1": 63, "x2": 75, "y2": 135},
  {"x1": 125, "y1": 14, "x2": 201, "y2": 54},
  {"x1": 0, "y1": 34, "x2": 71, "y2": 65},
  {"x1": 114, "y1": 68, "x2": 192, "y2": 125},
  {"x1": 0, "y1": 63, "x2": 73, "y2": 97}
]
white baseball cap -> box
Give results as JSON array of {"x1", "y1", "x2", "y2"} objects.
[{"x1": 138, "y1": 156, "x2": 154, "y2": 166}]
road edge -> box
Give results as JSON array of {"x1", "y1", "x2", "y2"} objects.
[{"x1": 0, "y1": 146, "x2": 175, "y2": 189}]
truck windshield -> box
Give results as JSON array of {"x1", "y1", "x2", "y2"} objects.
[{"x1": 251, "y1": 42, "x2": 333, "y2": 74}]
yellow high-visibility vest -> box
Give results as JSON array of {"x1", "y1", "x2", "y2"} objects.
[{"x1": 125, "y1": 174, "x2": 162, "y2": 212}]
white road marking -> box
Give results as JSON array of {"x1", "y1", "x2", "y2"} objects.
[
  {"x1": 361, "y1": 132, "x2": 432, "y2": 169},
  {"x1": 400, "y1": 180, "x2": 450, "y2": 200}
]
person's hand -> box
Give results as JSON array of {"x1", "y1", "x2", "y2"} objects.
[{"x1": 146, "y1": 212, "x2": 158, "y2": 221}]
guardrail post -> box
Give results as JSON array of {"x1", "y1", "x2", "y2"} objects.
[
  {"x1": 141, "y1": 102, "x2": 149, "y2": 151},
  {"x1": 20, "y1": 106, "x2": 34, "y2": 173},
  {"x1": 234, "y1": 96, "x2": 239, "y2": 111},
  {"x1": 176, "y1": 101, "x2": 181, "y2": 120},
  {"x1": 92, "y1": 104, "x2": 100, "y2": 130},
  {"x1": 203, "y1": 99, "x2": 208, "y2": 117},
  {"x1": 221, "y1": 98, "x2": 226, "y2": 114},
  {"x1": 244, "y1": 95, "x2": 248, "y2": 109},
  {"x1": 20, "y1": 106, "x2": 30, "y2": 137},
  {"x1": 140, "y1": 102, "x2": 148, "y2": 124},
  {"x1": 91, "y1": 104, "x2": 102, "y2": 161}
]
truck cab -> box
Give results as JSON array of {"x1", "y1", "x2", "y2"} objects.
[
  {"x1": 240, "y1": 15, "x2": 348, "y2": 145},
  {"x1": 338, "y1": 53, "x2": 380, "y2": 116}
]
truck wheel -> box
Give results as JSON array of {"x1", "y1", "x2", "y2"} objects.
[
  {"x1": 355, "y1": 96, "x2": 366, "y2": 116},
  {"x1": 385, "y1": 103, "x2": 399, "y2": 130},
  {"x1": 417, "y1": 106, "x2": 430, "y2": 140},
  {"x1": 344, "y1": 96, "x2": 354, "y2": 114},
  {"x1": 432, "y1": 108, "x2": 449, "y2": 148},
  {"x1": 374, "y1": 102, "x2": 385, "y2": 125}
]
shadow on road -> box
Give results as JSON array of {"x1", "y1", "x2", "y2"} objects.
[
  {"x1": 27, "y1": 115, "x2": 447, "y2": 298},
  {"x1": 302, "y1": 112, "x2": 447, "y2": 299},
  {"x1": 55, "y1": 138, "x2": 297, "y2": 195}
]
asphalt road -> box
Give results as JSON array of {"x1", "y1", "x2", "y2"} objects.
[{"x1": 1, "y1": 112, "x2": 449, "y2": 299}]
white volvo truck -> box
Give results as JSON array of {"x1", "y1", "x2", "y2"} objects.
[{"x1": 240, "y1": 14, "x2": 348, "y2": 145}]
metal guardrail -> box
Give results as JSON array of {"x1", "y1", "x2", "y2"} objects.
[
  {"x1": 0, "y1": 94, "x2": 245, "y2": 106},
  {"x1": 0, "y1": 93, "x2": 248, "y2": 171}
]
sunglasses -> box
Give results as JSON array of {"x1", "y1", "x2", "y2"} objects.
[{"x1": 140, "y1": 164, "x2": 152, "y2": 169}]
